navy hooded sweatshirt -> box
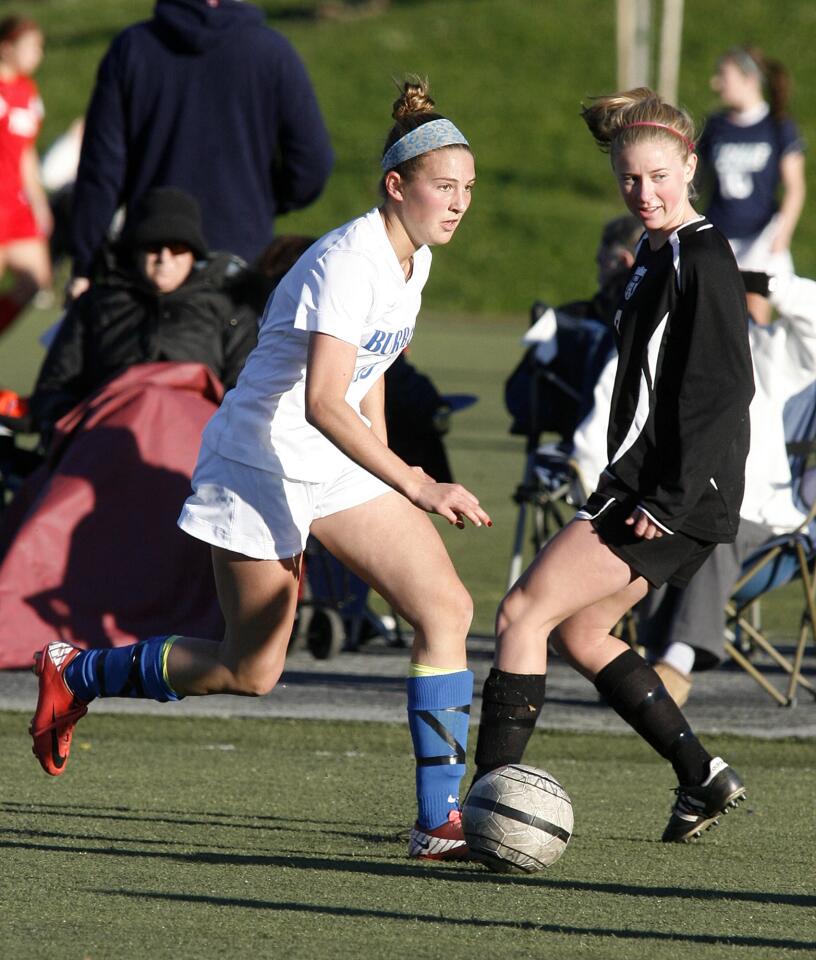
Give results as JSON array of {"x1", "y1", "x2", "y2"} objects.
[{"x1": 70, "y1": 0, "x2": 333, "y2": 276}]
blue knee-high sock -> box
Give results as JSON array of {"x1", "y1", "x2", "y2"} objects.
[
  {"x1": 64, "y1": 636, "x2": 183, "y2": 703},
  {"x1": 407, "y1": 670, "x2": 473, "y2": 829}
]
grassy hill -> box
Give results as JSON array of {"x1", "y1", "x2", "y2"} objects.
[{"x1": 29, "y1": 0, "x2": 816, "y2": 315}]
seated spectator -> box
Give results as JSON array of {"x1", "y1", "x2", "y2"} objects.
[
  {"x1": 30, "y1": 187, "x2": 257, "y2": 438},
  {"x1": 505, "y1": 214, "x2": 642, "y2": 446},
  {"x1": 634, "y1": 271, "x2": 816, "y2": 705},
  {"x1": 559, "y1": 213, "x2": 643, "y2": 327}
]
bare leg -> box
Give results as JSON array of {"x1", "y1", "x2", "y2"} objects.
[
  {"x1": 314, "y1": 490, "x2": 475, "y2": 841},
  {"x1": 474, "y1": 519, "x2": 648, "y2": 778},
  {"x1": 495, "y1": 518, "x2": 647, "y2": 673},
  {"x1": 553, "y1": 577, "x2": 650, "y2": 681},
  {"x1": 167, "y1": 548, "x2": 302, "y2": 696},
  {"x1": 311, "y1": 490, "x2": 473, "y2": 667}
]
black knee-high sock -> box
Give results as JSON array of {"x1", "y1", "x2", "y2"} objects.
[
  {"x1": 594, "y1": 648, "x2": 711, "y2": 785},
  {"x1": 473, "y1": 668, "x2": 547, "y2": 782}
]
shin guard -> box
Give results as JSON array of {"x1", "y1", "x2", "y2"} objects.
[
  {"x1": 63, "y1": 636, "x2": 183, "y2": 703},
  {"x1": 594, "y1": 649, "x2": 710, "y2": 784},
  {"x1": 473, "y1": 668, "x2": 547, "y2": 781},
  {"x1": 407, "y1": 670, "x2": 473, "y2": 830}
]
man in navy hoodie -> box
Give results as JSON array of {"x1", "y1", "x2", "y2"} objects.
[{"x1": 69, "y1": 0, "x2": 333, "y2": 295}]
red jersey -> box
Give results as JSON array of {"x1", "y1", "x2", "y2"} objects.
[{"x1": 0, "y1": 74, "x2": 44, "y2": 242}]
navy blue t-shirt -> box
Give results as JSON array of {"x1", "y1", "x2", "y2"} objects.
[{"x1": 697, "y1": 110, "x2": 804, "y2": 239}]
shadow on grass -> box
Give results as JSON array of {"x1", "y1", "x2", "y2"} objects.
[
  {"x1": 95, "y1": 889, "x2": 816, "y2": 951},
  {"x1": 0, "y1": 800, "x2": 394, "y2": 841},
  {"x1": 2, "y1": 832, "x2": 814, "y2": 911}
]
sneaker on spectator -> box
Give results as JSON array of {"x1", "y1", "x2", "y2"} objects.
[{"x1": 654, "y1": 661, "x2": 692, "y2": 708}]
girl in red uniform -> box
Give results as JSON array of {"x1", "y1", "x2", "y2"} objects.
[{"x1": 0, "y1": 16, "x2": 52, "y2": 334}]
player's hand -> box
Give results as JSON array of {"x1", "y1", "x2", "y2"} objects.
[
  {"x1": 410, "y1": 480, "x2": 492, "y2": 529},
  {"x1": 625, "y1": 507, "x2": 663, "y2": 540}
]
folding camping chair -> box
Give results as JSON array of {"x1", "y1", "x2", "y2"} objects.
[
  {"x1": 505, "y1": 301, "x2": 613, "y2": 589},
  {"x1": 723, "y1": 382, "x2": 816, "y2": 707}
]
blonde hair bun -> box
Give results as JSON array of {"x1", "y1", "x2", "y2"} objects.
[{"x1": 392, "y1": 76, "x2": 436, "y2": 121}]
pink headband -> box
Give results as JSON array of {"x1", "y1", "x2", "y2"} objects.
[{"x1": 620, "y1": 121, "x2": 695, "y2": 152}]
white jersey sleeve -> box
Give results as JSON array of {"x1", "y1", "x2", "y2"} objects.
[{"x1": 293, "y1": 250, "x2": 377, "y2": 346}]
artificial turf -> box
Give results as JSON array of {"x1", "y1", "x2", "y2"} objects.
[{"x1": 1, "y1": 711, "x2": 813, "y2": 960}]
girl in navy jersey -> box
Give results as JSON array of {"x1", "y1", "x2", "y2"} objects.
[
  {"x1": 29, "y1": 78, "x2": 489, "y2": 861},
  {"x1": 698, "y1": 46, "x2": 805, "y2": 323},
  {"x1": 472, "y1": 88, "x2": 755, "y2": 844}
]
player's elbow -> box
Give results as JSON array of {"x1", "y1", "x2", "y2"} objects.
[{"x1": 304, "y1": 392, "x2": 331, "y2": 431}]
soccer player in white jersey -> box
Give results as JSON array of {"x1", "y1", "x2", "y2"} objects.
[
  {"x1": 30, "y1": 78, "x2": 489, "y2": 861},
  {"x1": 471, "y1": 88, "x2": 756, "y2": 843}
]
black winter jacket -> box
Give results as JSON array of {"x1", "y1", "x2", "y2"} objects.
[{"x1": 30, "y1": 253, "x2": 258, "y2": 434}]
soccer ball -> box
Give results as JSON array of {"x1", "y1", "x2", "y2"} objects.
[{"x1": 462, "y1": 764, "x2": 574, "y2": 873}]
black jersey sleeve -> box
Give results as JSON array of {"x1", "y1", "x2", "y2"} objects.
[{"x1": 637, "y1": 234, "x2": 755, "y2": 531}]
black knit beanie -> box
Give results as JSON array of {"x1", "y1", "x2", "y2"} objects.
[{"x1": 120, "y1": 187, "x2": 208, "y2": 259}]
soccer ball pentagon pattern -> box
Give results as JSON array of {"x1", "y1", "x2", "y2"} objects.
[{"x1": 462, "y1": 764, "x2": 574, "y2": 872}]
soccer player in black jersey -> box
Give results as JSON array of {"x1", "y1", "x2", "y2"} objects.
[{"x1": 473, "y1": 88, "x2": 755, "y2": 843}]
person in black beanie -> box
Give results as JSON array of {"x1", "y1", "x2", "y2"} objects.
[{"x1": 30, "y1": 187, "x2": 257, "y2": 438}]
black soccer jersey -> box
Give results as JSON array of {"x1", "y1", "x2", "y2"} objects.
[{"x1": 602, "y1": 217, "x2": 755, "y2": 542}]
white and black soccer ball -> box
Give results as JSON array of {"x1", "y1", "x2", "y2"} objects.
[{"x1": 462, "y1": 764, "x2": 573, "y2": 873}]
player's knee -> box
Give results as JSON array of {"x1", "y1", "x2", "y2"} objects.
[
  {"x1": 411, "y1": 582, "x2": 472, "y2": 639},
  {"x1": 496, "y1": 590, "x2": 559, "y2": 652},
  {"x1": 441, "y1": 584, "x2": 474, "y2": 636},
  {"x1": 230, "y1": 660, "x2": 285, "y2": 696},
  {"x1": 496, "y1": 588, "x2": 527, "y2": 637}
]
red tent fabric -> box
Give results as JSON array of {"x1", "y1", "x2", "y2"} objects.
[{"x1": 0, "y1": 362, "x2": 225, "y2": 669}]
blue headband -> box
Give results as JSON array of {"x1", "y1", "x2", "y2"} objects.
[{"x1": 381, "y1": 118, "x2": 469, "y2": 172}]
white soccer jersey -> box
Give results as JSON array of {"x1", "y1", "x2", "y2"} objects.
[{"x1": 201, "y1": 208, "x2": 432, "y2": 481}]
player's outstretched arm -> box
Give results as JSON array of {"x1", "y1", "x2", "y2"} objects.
[{"x1": 305, "y1": 332, "x2": 491, "y2": 529}]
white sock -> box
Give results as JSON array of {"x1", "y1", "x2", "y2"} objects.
[{"x1": 661, "y1": 641, "x2": 695, "y2": 677}]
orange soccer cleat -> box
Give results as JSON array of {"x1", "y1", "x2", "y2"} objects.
[
  {"x1": 29, "y1": 641, "x2": 89, "y2": 776},
  {"x1": 408, "y1": 808, "x2": 469, "y2": 861}
]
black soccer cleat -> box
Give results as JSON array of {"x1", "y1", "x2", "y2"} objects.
[{"x1": 662, "y1": 757, "x2": 746, "y2": 843}]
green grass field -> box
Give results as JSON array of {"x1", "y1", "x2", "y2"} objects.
[{"x1": 1, "y1": 712, "x2": 814, "y2": 960}]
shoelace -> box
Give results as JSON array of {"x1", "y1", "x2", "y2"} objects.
[
  {"x1": 33, "y1": 702, "x2": 88, "y2": 736},
  {"x1": 670, "y1": 787, "x2": 705, "y2": 815}
]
